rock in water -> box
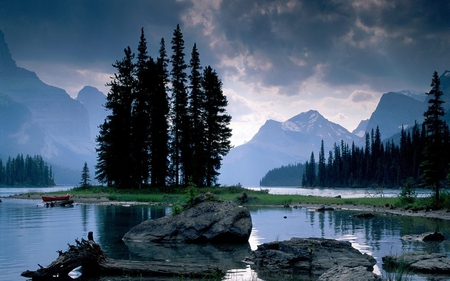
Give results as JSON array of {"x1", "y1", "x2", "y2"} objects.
[
  {"x1": 402, "y1": 231, "x2": 445, "y2": 242},
  {"x1": 251, "y1": 237, "x2": 376, "y2": 277},
  {"x1": 383, "y1": 252, "x2": 450, "y2": 274},
  {"x1": 318, "y1": 265, "x2": 383, "y2": 281},
  {"x1": 123, "y1": 200, "x2": 252, "y2": 243}
]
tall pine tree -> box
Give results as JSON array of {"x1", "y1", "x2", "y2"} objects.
[
  {"x1": 150, "y1": 38, "x2": 170, "y2": 188},
  {"x1": 317, "y1": 140, "x2": 326, "y2": 186},
  {"x1": 96, "y1": 47, "x2": 135, "y2": 188},
  {"x1": 170, "y1": 24, "x2": 189, "y2": 186},
  {"x1": 132, "y1": 28, "x2": 153, "y2": 188},
  {"x1": 188, "y1": 43, "x2": 206, "y2": 186},
  {"x1": 421, "y1": 71, "x2": 448, "y2": 205},
  {"x1": 202, "y1": 66, "x2": 232, "y2": 186}
]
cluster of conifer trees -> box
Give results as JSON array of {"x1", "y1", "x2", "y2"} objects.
[
  {"x1": 262, "y1": 72, "x2": 449, "y2": 199},
  {"x1": 302, "y1": 72, "x2": 449, "y2": 194},
  {"x1": 301, "y1": 125, "x2": 428, "y2": 188},
  {"x1": 0, "y1": 154, "x2": 55, "y2": 186},
  {"x1": 95, "y1": 25, "x2": 232, "y2": 189}
]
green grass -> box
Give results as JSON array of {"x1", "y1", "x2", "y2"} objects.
[{"x1": 41, "y1": 185, "x2": 401, "y2": 207}]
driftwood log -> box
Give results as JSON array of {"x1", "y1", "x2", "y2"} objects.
[{"x1": 21, "y1": 233, "x2": 223, "y2": 280}]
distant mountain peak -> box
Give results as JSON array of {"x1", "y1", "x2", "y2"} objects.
[
  {"x1": 352, "y1": 119, "x2": 369, "y2": 137},
  {"x1": 219, "y1": 109, "x2": 361, "y2": 186},
  {"x1": 282, "y1": 110, "x2": 321, "y2": 132},
  {"x1": 0, "y1": 30, "x2": 16, "y2": 69}
]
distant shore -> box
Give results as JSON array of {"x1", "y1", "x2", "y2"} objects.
[{"x1": 6, "y1": 191, "x2": 450, "y2": 221}]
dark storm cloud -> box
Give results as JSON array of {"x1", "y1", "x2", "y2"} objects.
[
  {"x1": 1, "y1": 0, "x2": 449, "y2": 96},
  {"x1": 214, "y1": 0, "x2": 356, "y2": 92},
  {"x1": 212, "y1": 0, "x2": 450, "y2": 93},
  {"x1": 0, "y1": 0, "x2": 190, "y2": 70}
]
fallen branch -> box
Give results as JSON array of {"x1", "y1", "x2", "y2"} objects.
[{"x1": 21, "y1": 232, "x2": 223, "y2": 280}]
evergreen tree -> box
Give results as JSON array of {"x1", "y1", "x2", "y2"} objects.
[
  {"x1": 202, "y1": 66, "x2": 232, "y2": 186},
  {"x1": 317, "y1": 140, "x2": 326, "y2": 187},
  {"x1": 188, "y1": 43, "x2": 206, "y2": 186},
  {"x1": 132, "y1": 28, "x2": 153, "y2": 188},
  {"x1": 170, "y1": 24, "x2": 189, "y2": 186},
  {"x1": 308, "y1": 152, "x2": 316, "y2": 186},
  {"x1": 421, "y1": 71, "x2": 448, "y2": 205},
  {"x1": 150, "y1": 38, "x2": 170, "y2": 188},
  {"x1": 79, "y1": 162, "x2": 91, "y2": 188},
  {"x1": 96, "y1": 47, "x2": 135, "y2": 188}
]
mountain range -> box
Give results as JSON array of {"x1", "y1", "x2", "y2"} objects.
[
  {"x1": 0, "y1": 29, "x2": 448, "y2": 186},
  {"x1": 218, "y1": 73, "x2": 450, "y2": 186}
]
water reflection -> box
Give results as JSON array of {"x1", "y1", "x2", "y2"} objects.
[
  {"x1": 124, "y1": 241, "x2": 251, "y2": 271},
  {"x1": 1, "y1": 197, "x2": 450, "y2": 280}
]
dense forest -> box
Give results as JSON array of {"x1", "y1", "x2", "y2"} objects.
[
  {"x1": 261, "y1": 71, "x2": 450, "y2": 195},
  {"x1": 260, "y1": 163, "x2": 305, "y2": 186},
  {"x1": 302, "y1": 71, "x2": 449, "y2": 192},
  {"x1": 0, "y1": 154, "x2": 55, "y2": 186},
  {"x1": 301, "y1": 125, "x2": 429, "y2": 188},
  {"x1": 96, "y1": 25, "x2": 232, "y2": 189},
  {"x1": 260, "y1": 124, "x2": 426, "y2": 188}
]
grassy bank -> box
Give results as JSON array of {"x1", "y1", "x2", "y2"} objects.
[{"x1": 36, "y1": 185, "x2": 401, "y2": 208}]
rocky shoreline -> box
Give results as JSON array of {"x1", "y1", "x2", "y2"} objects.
[{"x1": 295, "y1": 202, "x2": 450, "y2": 221}]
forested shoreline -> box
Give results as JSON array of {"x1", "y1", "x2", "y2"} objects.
[
  {"x1": 261, "y1": 72, "x2": 450, "y2": 200},
  {"x1": 0, "y1": 154, "x2": 55, "y2": 187},
  {"x1": 301, "y1": 124, "x2": 428, "y2": 188}
]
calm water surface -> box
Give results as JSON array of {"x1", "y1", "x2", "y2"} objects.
[
  {"x1": 1, "y1": 187, "x2": 449, "y2": 281},
  {"x1": 248, "y1": 186, "x2": 435, "y2": 198}
]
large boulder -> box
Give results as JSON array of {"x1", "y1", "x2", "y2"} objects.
[
  {"x1": 123, "y1": 197, "x2": 252, "y2": 243},
  {"x1": 251, "y1": 237, "x2": 376, "y2": 278}
]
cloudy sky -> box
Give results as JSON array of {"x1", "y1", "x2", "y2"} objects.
[{"x1": 1, "y1": 0, "x2": 449, "y2": 146}]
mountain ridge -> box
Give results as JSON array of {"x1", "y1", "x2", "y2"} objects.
[
  {"x1": 219, "y1": 110, "x2": 363, "y2": 186},
  {"x1": 0, "y1": 31, "x2": 105, "y2": 182}
]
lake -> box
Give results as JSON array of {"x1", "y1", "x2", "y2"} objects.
[{"x1": 1, "y1": 186, "x2": 449, "y2": 281}]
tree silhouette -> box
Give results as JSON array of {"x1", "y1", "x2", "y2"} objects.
[
  {"x1": 79, "y1": 162, "x2": 91, "y2": 188},
  {"x1": 420, "y1": 71, "x2": 448, "y2": 205}
]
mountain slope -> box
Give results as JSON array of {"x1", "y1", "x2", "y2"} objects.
[
  {"x1": 0, "y1": 30, "x2": 95, "y2": 177},
  {"x1": 365, "y1": 92, "x2": 426, "y2": 140},
  {"x1": 219, "y1": 110, "x2": 362, "y2": 186},
  {"x1": 76, "y1": 86, "x2": 108, "y2": 142},
  {"x1": 0, "y1": 92, "x2": 46, "y2": 158}
]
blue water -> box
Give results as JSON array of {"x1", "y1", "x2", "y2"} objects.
[{"x1": 1, "y1": 187, "x2": 449, "y2": 280}]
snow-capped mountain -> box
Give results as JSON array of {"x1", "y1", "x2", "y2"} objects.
[{"x1": 218, "y1": 110, "x2": 363, "y2": 186}]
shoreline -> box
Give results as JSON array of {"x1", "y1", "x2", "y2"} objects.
[{"x1": 6, "y1": 193, "x2": 450, "y2": 221}]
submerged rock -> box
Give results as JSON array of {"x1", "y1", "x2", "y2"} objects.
[
  {"x1": 351, "y1": 213, "x2": 376, "y2": 219},
  {"x1": 402, "y1": 231, "x2": 445, "y2": 242},
  {"x1": 123, "y1": 198, "x2": 252, "y2": 243},
  {"x1": 315, "y1": 205, "x2": 335, "y2": 212},
  {"x1": 251, "y1": 237, "x2": 376, "y2": 278}
]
